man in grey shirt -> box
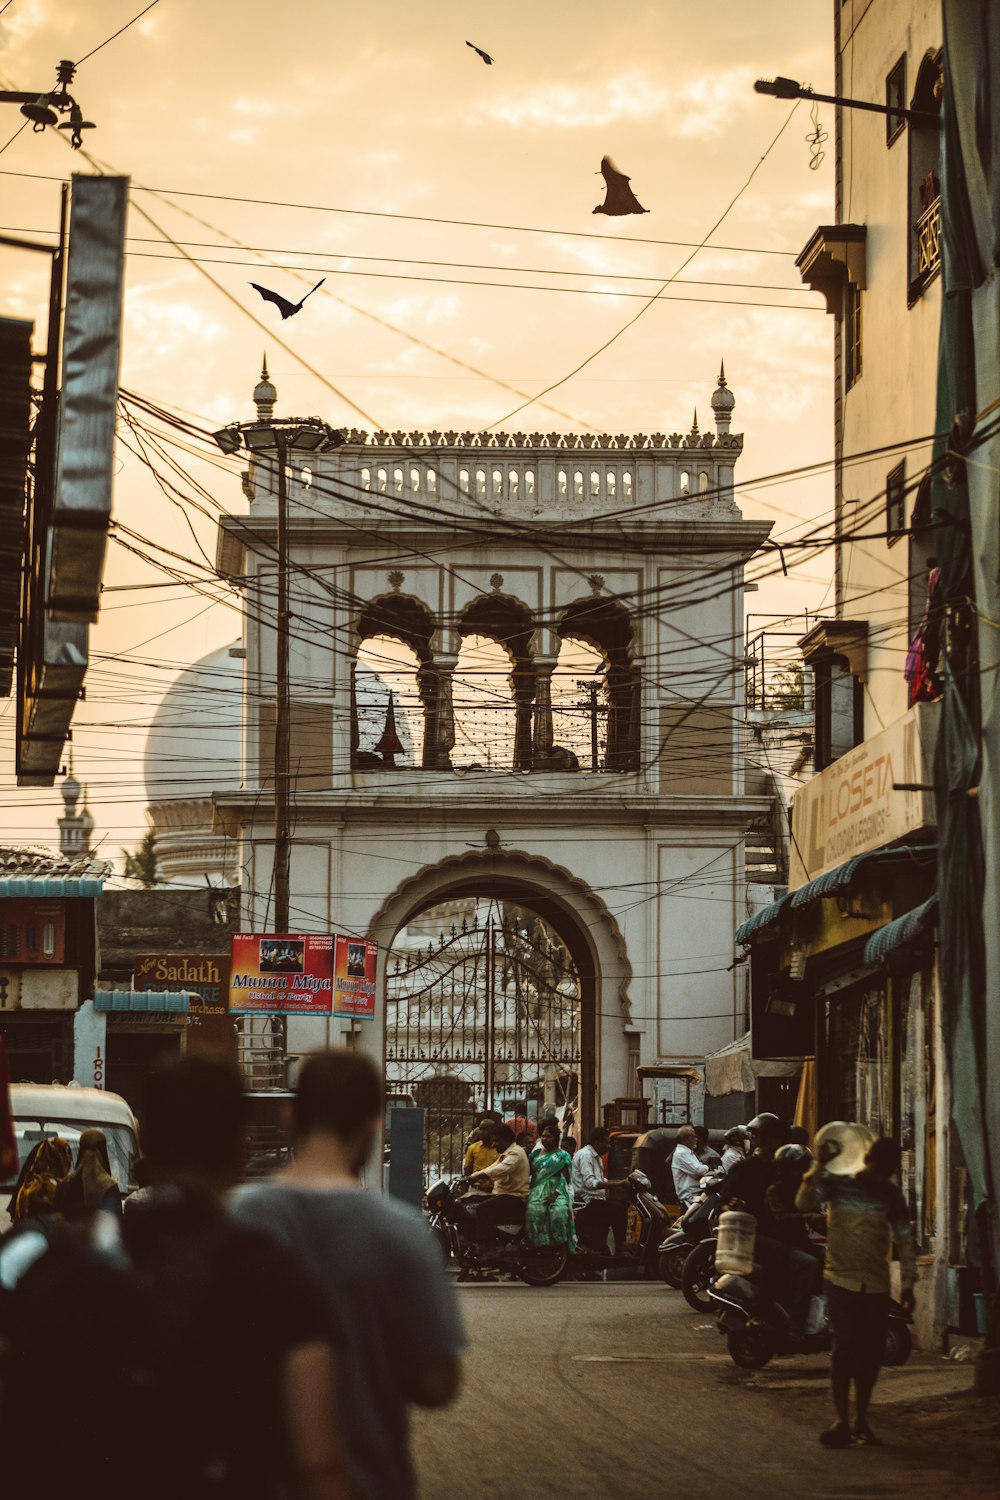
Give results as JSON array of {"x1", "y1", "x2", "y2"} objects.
[{"x1": 232, "y1": 1050, "x2": 465, "y2": 1500}]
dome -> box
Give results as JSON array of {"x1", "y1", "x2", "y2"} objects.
[
  {"x1": 144, "y1": 643, "x2": 243, "y2": 806},
  {"x1": 144, "y1": 643, "x2": 243, "y2": 886}
]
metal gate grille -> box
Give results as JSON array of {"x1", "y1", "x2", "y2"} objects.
[{"x1": 385, "y1": 900, "x2": 581, "y2": 1181}]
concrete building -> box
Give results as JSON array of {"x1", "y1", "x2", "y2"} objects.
[{"x1": 213, "y1": 364, "x2": 772, "y2": 1141}]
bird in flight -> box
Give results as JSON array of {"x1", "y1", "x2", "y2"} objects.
[
  {"x1": 593, "y1": 157, "x2": 649, "y2": 216},
  {"x1": 466, "y1": 40, "x2": 493, "y2": 65},
  {"x1": 249, "y1": 278, "x2": 326, "y2": 319}
]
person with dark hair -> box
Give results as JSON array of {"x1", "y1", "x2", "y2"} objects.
[
  {"x1": 461, "y1": 1121, "x2": 531, "y2": 1242},
  {"x1": 232, "y1": 1048, "x2": 465, "y2": 1500},
  {"x1": 53, "y1": 1129, "x2": 122, "y2": 1220},
  {"x1": 122, "y1": 1058, "x2": 351, "y2": 1500},
  {"x1": 797, "y1": 1134, "x2": 917, "y2": 1448},
  {"x1": 788, "y1": 1124, "x2": 811, "y2": 1147},
  {"x1": 463, "y1": 1115, "x2": 499, "y2": 1176},
  {"x1": 693, "y1": 1125, "x2": 721, "y2": 1169},
  {"x1": 570, "y1": 1127, "x2": 629, "y2": 1252}
]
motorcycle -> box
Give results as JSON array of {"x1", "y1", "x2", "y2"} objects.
[
  {"x1": 657, "y1": 1169, "x2": 726, "y2": 1288},
  {"x1": 425, "y1": 1178, "x2": 568, "y2": 1287},
  {"x1": 709, "y1": 1267, "x2": 914, "y2": 1370},
  {"x1": 569, "y1": 1170, "x2": 672, "y2": 1281}
]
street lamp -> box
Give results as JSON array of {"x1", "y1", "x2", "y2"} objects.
[
  {"x1": 754, "y1": 76, "x2": 939, "y2": 129},
  {"x1": 0, "y1": 60, "x2": 96, "y2": 148},
  {"x1": 212, "y1": 416, "x2": 346, "y2": 935}
]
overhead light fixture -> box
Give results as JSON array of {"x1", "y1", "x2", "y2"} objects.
[
  {"x1": 287, "y1": 425, "x2": 326, "y2": 453},
  {"x1": 241, "y1": 424, "x2": 276, "y2": 452},
  {"x1": 754, "y1": 76, "x2": 802, "y2": 100},
  {"x1": 212, "y1": 426, "x2": 242, "y2": 455}
]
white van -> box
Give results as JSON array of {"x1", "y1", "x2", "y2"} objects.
[{"x1": 1, "y1": 1083, "x2": 139, "y2": 1232}]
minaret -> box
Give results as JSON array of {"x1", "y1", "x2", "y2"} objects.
[
  {"x1": 253, "y1": 356, "x2": 277, "y2": 420},
  {"x1": 711, "y1": 360, "x2": 736, "y2": 437},
  {"x1": 58, "y1": 761, "x2": 95, "y2": 858}
]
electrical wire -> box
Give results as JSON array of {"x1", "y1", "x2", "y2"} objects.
[{"x1": 74, "y1": 0, "x2": 159, "y2": 66}]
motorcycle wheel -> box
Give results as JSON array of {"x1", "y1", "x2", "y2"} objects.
[
  {"x1": 882, "y1": 1320, "x2": 913, "y2": 1367},
  {"x1": 681, "y1": 1238, "x2": 716, "y2": 1312},
  {"x1": 659, "y1": 1244, "x2": 688, "y2": 1288},
  {"x1": 518, "y1": 1244, "x2": 568, "y2": 1287},
  {"x1": 727, "y1": 1324, "x2": 775, "y2": 1370}
]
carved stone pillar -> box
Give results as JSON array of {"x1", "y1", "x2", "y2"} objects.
[
  {"x1": 530, "y1": 660, "x2": 557, "y2": 767},
  {"x1": 512, "y1": 666, "x2": 536, "y2": 771},
  {"x1": 419, "y1": 653, "x2": 457, "y2": 769}
]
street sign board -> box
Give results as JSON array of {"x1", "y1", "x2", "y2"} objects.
[
  {"x1": 134, "y1": 953, "x2": 230, "y2": 1014},
  {"x1": 333, "y1": 935, "x2": 377, "y2": 1020},
  {"x1": 228, "y1": 933, "x2": 334, "y2": 1015}
]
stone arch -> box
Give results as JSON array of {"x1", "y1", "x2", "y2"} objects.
[
  {"x1": 557, "y1": 598, "x2": 641, "y2": 770},
  {"x1": 457, "y1": 594, "x2": 536, "y2": 770},
  {"x1": 352, "y1": 594, "x2": 436, "y2": 770},
  {"x1": 368, "y1": 847, "x2": 635, "y2": 1135}
]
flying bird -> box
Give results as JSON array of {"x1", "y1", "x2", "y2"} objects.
[
  {"x1": 249, "y1": 278, "x2": 326, "y2": 319},
  {"x1": 466, "y1": 40, "x2": 493, "y2": 65},
  {"x1": 593, "y1": 157, "x2": 649, "y2": 216}
]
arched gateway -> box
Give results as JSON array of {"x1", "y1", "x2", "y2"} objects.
[{"x1": 213, "y1": 365, "x2": 772, "y2": 1172}]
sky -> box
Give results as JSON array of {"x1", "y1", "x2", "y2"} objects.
[{"x1": 0, "y1": 0, "x2": 836, "y2": 861}]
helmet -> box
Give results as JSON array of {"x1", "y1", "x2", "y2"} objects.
[
  {"x1": 723, "y1": 1126, "x2": 748, "y2": 1146},
  {"x1": 774, "y1": 1143, "x2": 813, "y2": 1171},
  {"x1": 746, "y1": 1112, "x2": 781, "y2": 1135}
]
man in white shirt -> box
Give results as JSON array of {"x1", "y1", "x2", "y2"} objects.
[
  {"x1": 571, "y1": 1127, "x2": 629, "y2": 1252},
  {"x1": 671, "y1": 1125, "x2": 715, "y2": 1208},
  {"x1": 463, "y1": 1124, "x2": 530, "y2": 1241}
]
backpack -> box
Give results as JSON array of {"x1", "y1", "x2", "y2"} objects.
[{"x1": 0, "y1": 1212, "x2": 178, "y2": 1499}]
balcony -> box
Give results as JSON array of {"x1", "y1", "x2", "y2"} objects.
[{"x1": 916, "y1": 196, "x2": 942, "y2": 280}]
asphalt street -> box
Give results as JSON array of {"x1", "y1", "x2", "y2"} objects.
[{"x1": 411, "y1": 1281, "x2": 988, "y2": 1500}]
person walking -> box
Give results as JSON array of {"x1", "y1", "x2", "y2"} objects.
[
  {"x1": 53, "y1": 1128, "x2": 122, "y2": 1219},
  {"x1": 526, "y1": 1122, "x2": 577, "y2": 1252},
  {"x1": 232, "y1": 1049, "x2": 465, "y2": 1500},
  {"x1": 797, "y1": 1135, "x2": 917, "y2": 1448}
]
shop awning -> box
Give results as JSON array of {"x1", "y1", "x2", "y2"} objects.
[
  {"x1": 863, "y1": 898, "x2": 938, "y2": 968},
  {"x1": 93, "y1": 989, "x2": 191, "y2": 1013},
  {"x1": 0, "y1": 877, "x2": 104, "y2": 898},
  {"x1": 788, "y1": 845, "x2": 936, "y2": 910},
  {"x1": 735, "y1": 891, "x2": 790, "y2": 945}
]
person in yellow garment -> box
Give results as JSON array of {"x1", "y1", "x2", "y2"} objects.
[
  {"x1": 463, "y1": 1116, "x2": 500, "y2": 1178},
  {"x1": 797, "y1": 1136, "x2": 917, "y2": 1449}
]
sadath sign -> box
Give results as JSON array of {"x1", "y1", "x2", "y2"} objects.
[
  {"x1": 789, "y1": 700, "x2": 940, "y2": 888},
  {"x1": 229, "y1": 934, "x2": 335, "y2": 1015},
  {"x1": 134, "y1": 954, "x2": 230, "y2": 1015}
]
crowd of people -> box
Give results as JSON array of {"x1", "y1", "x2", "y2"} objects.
[{"x1": 0, "y1": 1051, "x2": 465, "y2": 1500}]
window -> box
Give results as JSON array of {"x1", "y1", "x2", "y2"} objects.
[
  {"x1": 844, "y1": 283, "x2": 862, "y2": 388},
  {"x1": 907, "y1": 51, "x2": 943, "y2": 303},
  {"x1": 886, "y1": 55, "x2": 906, "y2": 146},
  {"x1": 813, "y1": 655, "x2": 863, "y2": 770},
  {"x1": 886, "y1": 460, "x2": 906, "y2": 544}
]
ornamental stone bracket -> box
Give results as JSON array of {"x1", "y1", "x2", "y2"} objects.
[{"x1": 796, "y1": 224, "x2": 867, "y2": 315}]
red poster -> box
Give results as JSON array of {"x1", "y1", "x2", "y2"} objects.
[
  {"x1": 229, "y1": 934, "x2": 334, "y2": 1015},
  {"x1": 333, "y1": 936, "x2": 377, "y2": 1019}
]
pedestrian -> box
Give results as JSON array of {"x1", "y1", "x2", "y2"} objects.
[
  {"x1": 7, "y1": 1135, "x2": 72, "y2": 1222},
  {"x1": 526, "y1": 1122, "x2": 577, "y2": 1251},
  {"x1": 671, "y1": 1124, "x2": 715, "y2": 1208},
  {"x1": 232, "y1": 1049, "x2": 465, "y2": 1500},
  {"x1": 462, "y1": 1115, "x2": 499, "y2": 1176},
  {"x1": 796, "y1": 1135, "x2": 917, "y2": 1448},
  {"x1": 721, "y1": 1126, "x2": 747, "y2": 1173},
  {"x1": 694, "y1": 1125, "x2": 722, "y2": 1169},
  {"x1": 571, "y1": 1127, "x2": 629, "y2": 1251},
  {"x1": 53, "y1": 1128, "x2": 122, "y2": 1219}
]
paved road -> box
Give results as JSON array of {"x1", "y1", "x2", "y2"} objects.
[{"x1": 411, "y1": 1281, "x2": 981, "y2": 1500}]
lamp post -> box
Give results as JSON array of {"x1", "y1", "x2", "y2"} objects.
[
  {"x1": 754, "y1": 76, "x2": 939, "y2": 129},
  {"x1": 213, "y1": 414, "x2": 345, "y2": 1074}
]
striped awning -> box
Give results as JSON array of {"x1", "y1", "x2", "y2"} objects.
[
  {"x1": 0, "y1": 877, "x2": 105, "y2": 898},
  {"x1": 93, "y1": 989, "x2": 190, "y2": 1013},
  {"x1": 735, "y1": 891, "x2": 791, "y2": 945},
  {"x1": 863, "y1": 898, "x2": 938, "y2": 968},
  {"x1": 788, "y1": 845, "x2": 936, "y2": 910}
]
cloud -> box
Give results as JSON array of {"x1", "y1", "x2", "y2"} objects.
[{"x1": 474, "y1": 66, "x2": 756, "y2": 138}]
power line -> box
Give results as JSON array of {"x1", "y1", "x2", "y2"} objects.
[{"x1": 74, "y1": 0, "x2": 159, "y2": 66}]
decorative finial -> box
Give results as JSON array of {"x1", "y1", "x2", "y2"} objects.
[
  {"x1": 691, "y1": 408, "x2": 699, "y2": 434},
  {"x1": 718, "y1": 359, "x2": 727, "y2": 387},
  {"x1": 253, "y1": 357, "x2": 277, "y2": 421},
  {"x1": 711, "y1": 358, "x2": 736, "y2": 433}
]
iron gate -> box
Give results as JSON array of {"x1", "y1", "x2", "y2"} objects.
[{"x1": 385, "y1": 901, "x2": 581, "y2": 1181}]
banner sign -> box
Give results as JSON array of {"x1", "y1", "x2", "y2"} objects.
[
  {"x1": 229, "y1": 934, "x2": 334, "y2": 1015},
  {"x1": 134, "y1": 953, "x2": 231, "y2": 1015},
  {"x1": 333, "y1": 936, "x2": 377, "y2": 1020}
]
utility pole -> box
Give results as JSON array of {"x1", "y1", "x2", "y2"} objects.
[
  {"x1": 576, "y1": 678, "x2": 602, "y2": 770},
  {"x1": 273, "y1": 432, "x2": 291, "y2": 936}
]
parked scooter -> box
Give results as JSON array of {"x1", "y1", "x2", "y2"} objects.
[
  {"x1": 658, "y1": 1169, "x2": 726, "y2": 1288},
  {"x1": 425, "y1": 1178, "x2": 568, "y2": 1286},
  {"x1": 569, "y1": 1170, "x2": 672, "y2": 1281},
  {"x1": 709, "y1": 1268, "x2": 913, "y2": 1370}
]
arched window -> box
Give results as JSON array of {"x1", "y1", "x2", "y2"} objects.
[
  {"x1": 698, "y1": 471, "x2": 710, "y2": 493},
  {"x1": 524, "y1": 469, "x2": 535, "y2": 502},
  {"x1": 394, "y1": 467, "x2": 404, "y2": 494},
  {"x1": 377, "y1": 467, "x2": 388, "y2": 493},
  {"x1": 360, "y1": 467, "x2": 370, "y2": 490},
  {"x1": 557, "y1": 598, "x2": 640, "y2": 771},
  {"x1": 492, "y1": 468, "x2": 503, "y2": 501},
  {"x1": 679, "y1": 470, "x2": 690, "y2": 494},
  {"x1": 476, "y1": 468, "x2": 487, "y2": 500},
  {"x1": 426, "y1": 467, "x2": 437, "y2": 495},
  {"x1": 573, "y1": 470, "x2": 584, "y2": 500},
  {"x1": 557, "y1": 468, "x2": 568, "y2": 499},
  {"x1": 459, "y1": 467, "x2": 470, "y2": 494},
  {"x1": 410, "y1": 466, "x2": 421, "y2": 493},
  {"x1": 455, "y1": 595, "x2": 535, "y2": 771},
  {"x1": 607, "y1": 471, "x2": 616, "y2": 499},
  {"x1": 551, "y1": 636, "x2": 606, "y2": 770},
  {"x1": 508, "y1": 470, "x2": 519, "y2": 503},
  {"x1": 622, "y1": 470, "x2": 633, "y2": 501},
  {"x1": 355, "y1": 635, "x2": 423, "y2": 768}
]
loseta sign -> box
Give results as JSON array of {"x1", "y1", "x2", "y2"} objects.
[
  {"x1": 229, "y1": 934, "x2": 334, "y2": 1015},
  {"x1": 789, "y1": 700, "x2": 939, "y2": 887},
  {"x1": 333, "y1": 936, "x2": 377, "y2": 1020}
]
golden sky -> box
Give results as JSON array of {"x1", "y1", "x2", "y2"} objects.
[{"x1": 0, "y1": 0, "x2": 835, "y2": 859}]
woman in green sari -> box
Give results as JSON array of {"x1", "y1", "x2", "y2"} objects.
[{"x1": 526, "y1": 1124, "x2": 577, "y2": 1250}]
